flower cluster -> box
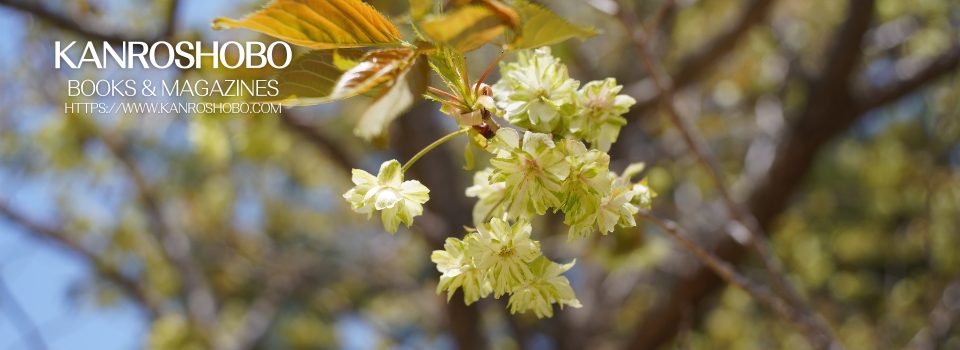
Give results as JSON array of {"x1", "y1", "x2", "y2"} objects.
[
  {"x1": 473, "y1": 129, "x2": 653, "y2": 241},
  {"x1": 488, "y1": 129, "x2": 569, "y2": 218},
  {"x1": 493, "y1": 48, "x2": 636, "y2": 151},
  {"x1": 431, "y1": 218, "x2": 580, "y2": 318},
  {"x1": 436, "y1": 49, "x2": 653, "y2": 316},
  {"x1": 344, "y1": 47, "x2": 653, "y2": 318}
]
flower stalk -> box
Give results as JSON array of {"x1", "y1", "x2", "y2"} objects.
[{"x1": 402, "y1": 128, "x2": 469, "y2": 174}]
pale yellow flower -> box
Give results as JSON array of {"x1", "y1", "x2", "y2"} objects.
[
  {"x1": 508, "y1": 257, "x2": 581, "y2": 318},
  {"x1": 466, "y1": 218, "x2": 542, "y2": 297},
  {"x1": 343, "y1": 160, "x2": 429, "y2": 233}
]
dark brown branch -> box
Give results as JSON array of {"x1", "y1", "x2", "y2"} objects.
[
  {"x1": 279, "y1": 111, "x2": 359, "y2": 174},
  {"x1": 636, "y1": 212, "x2": 798, "y2": 324},
  {"x1": 672, "y1": 0, "x2": 776, "y2": 88},
  {"x1": 216, "y1": 257, "x2": 308, "y2": 350},
  {"x1": 753, "y1": 0, "x2": 876, "y2": 227},
  {"x1": 820, "y1": 0, "x2": 877, "y2": 88},
  {"x1": 161, "y1": 0, "x2": 181, "y2": 39},
  {"x1": 0, "y1": 201, "x2": 160, "y2": 318},
  {"x1": 625, "y1": 0, "x2": 903, "y2": 348},
  {"x1": 641, "y1": 0, "x2": 839, "y2": 342},
  {"x1": 644, "y1": 0, "x2": 675, "y2": 36},
  {"x1": 610, "y1": 0, "x2": 839, "y2": 347},
  {"x1": 855, "y1": 45, "x2": 960, "y2": 114},
  {"x1": 0, "y1": 0, "x2": 175, "y2": 44}
]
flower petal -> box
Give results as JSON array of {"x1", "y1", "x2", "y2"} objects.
[{"x1": 377, "y1": 159, "x2": 404, "y2": 186}]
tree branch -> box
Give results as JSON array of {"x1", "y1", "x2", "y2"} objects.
[
  {"x1": 622, "y1": 0, "x2": 941, "y2": 348},
  {"x1": 2, "y1": 3, "x2": 199, "y2": 322},
  {"x1": 906, "y1": 280, "x2": 960, "y2": 350},
  {"x1": 752, "y1": 0, "x2": 875, "y2": 227},
  {"x1": 672, "y1": 0, "x2": 776, "y2": 88},
  {"x1": 636, "y1": 212, "x2": 797, "y2": 324},
  {"x1": 0, "y1": 201, "x2": 160, "y2": 318},
  {"x1": 625, "y1": 0, "x2": 777, "y2": 114},
  {"x1": 0, "y1": 0, "x2": 177, "y2": 44},
  {"x1": 644, "y1": 0, "x2": 675, "y2": 36},
  {"x1": 855, "y1": 45, "x2": 960, "y2": 114},
  {"x1": 279, "y1": 111, "x2": 360, "y2": 174},
  {"x1": 609, "y1": 0, "x2": 838, "y2": 347},
  {"x1": 99, "y1": 132, "x2": 219, "y2": 334},
  {"x1": 215, "y1": 256, "x2": 309, "y2": 350}
]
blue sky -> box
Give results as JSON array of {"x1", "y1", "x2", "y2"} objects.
[{"x1": 0, "y1": 1, "x2": 243, "y2": 348}]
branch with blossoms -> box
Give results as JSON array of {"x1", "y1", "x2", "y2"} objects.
[
  {"x1": 210, "y1": 0, "x2": 651, "y2": 319},
  {"x1": 210, "y1": 0, "x2": 858, "y2": 338},
  {"x1": 343, "y1": 47, "x2": 655, "y2": 317}
]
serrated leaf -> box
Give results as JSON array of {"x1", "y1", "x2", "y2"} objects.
[
  {"x1": 509, "y1": 1, "x2": 598, "y2": 50},
  {"x1": 272, "y1": 48, "x2": 418, "y2": 106},
  {"x1": 354, "y1": 58, "x2": 428, "y2": 140},
  {"x1": 269, "y1": 48, "x2": 365, "y2": 105},
  {"x1": 212, "y1": 0, "x2": 402, "y2": 49},
  {"x1": 421, "y1": 5, "x2": 506, "y2": 52},
  {"x1": 427, "y1": 46, "x2": 470, "y2": 98}
]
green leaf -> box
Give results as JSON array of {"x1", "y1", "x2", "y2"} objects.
[
  {"x1": 354, "y1": 58, "x2": 428, "y2": 140},
  {"x1": 212, "y1": 0, "x2": 402, "y2": 49},
  {"x1": 427, "y1": 46, "x2": 470, "y2": 99},
  {"x1": 421, "y1": 5, "x2": 506, "y2": 52},
  {"x1": 272, "y1": 48, "x2": 418, "y2": 106},
  {"x1": 269, "y1": 48, "x2": 364, "y2": 105},
  {"x1": 508, "y1": 1, "x2": 598, "y2": 50}
]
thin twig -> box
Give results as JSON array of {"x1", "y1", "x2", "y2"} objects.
[
  {"x1": 623, "y1": 0, "x2": 777, "y2": 114},
  {"x1": 99, "y1": 131, "x2": 219, "y2": 333},
  {"x1": 636, "y1": 212, "x2": 795, "y2": 313},
  {"x1": 0, "y1": 0, "x2": 178, "y2": 44},
  {"x1": 215, "y1": 256, "x2": 310, "y2": 350},
  {"x1": 0, "y1": 201, "x2": 160, "y2": 318},
  {"x1": 279, "y1": 111, "x2": 359, "y2": 174},
  {"x1": 607, "y1": 0, "x2": 838, "y2": 347},
  {"x1": 636, "y1": 211, "x2": 831, "y2": 349},
  {"x1": 905, "y1": 280, "x2": 960, "y2": 350},
  {"x1": 1, "y1": 0, "x2": 182, "y2": 320},
  {"x1": 645, "y1": 0, "x2": 675, "y2": 35},
  {"x1": 613, "y1": 0, "x2": 796, "y2": 301},
  {"x1": 0, "y1": 271, "x2": 49, "y2": 350},
  {"x1": 855, "y1": 45, "x2": 960, "y2": 114}
]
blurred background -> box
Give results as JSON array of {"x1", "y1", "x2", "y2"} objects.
[{"x1": 0, "y1": 0, "x2": 958, "y2": 349}]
